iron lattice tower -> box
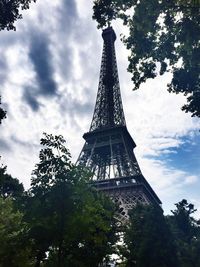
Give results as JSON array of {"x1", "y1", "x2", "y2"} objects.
[{"x1": 77, "y1": 27, "x2": 161, "y2": 222}]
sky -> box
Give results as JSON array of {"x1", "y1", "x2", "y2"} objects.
[{"x1": 0, "y1": 0, "x2": 200, "y2": 216}]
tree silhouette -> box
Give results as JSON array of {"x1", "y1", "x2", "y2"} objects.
[
  {"x1": 0, "y1": 96, "x2": 6, "y2": 124},
  {"x1": 0, "y1": 165, "x2": 24, "y2": 199},
  {"x1": 123, "y1": 204, "x2": 179, "y2": 267},
  {"x1": 0, "y1": 0, "x2": 36, "y2": 31},
  {"x1": 23, "y1": 133, "x2": 118, "y2": 267},
  {"x1": 167, "y1": 199, "x2": 200, "y2": 267}
]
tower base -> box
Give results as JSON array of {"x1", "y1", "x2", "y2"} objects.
[{"x1": 94, "y1": 176, "x2": 161, "y2": 222}]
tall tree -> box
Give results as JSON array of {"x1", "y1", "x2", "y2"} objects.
[
  {"x1": 0, "y1": 0, "x2": 36, "y2": 31},
  {"x1": 123, "y1": 204, "x2": 179, "y2": 267},
  {"x1": 24, "y1": 133, "x2": 117, "y2": 267},
  {"x1": 93, "y1": 0, "x2": 200, "y2": 117},
  {"x1": 167, "y1": 199, "x2": 200, "y2": 267}
]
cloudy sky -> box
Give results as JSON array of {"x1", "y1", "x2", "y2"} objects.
[{"x1": 0, "y1": 0, "x2": 200, "y2": 215}]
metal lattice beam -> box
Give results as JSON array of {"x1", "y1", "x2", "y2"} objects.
[{"x1": 89, "y1": 27, "x2": 126, "y2": 132}]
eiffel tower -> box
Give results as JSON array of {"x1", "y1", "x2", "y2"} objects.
[{"x1": 77, "y1": 27, "x2": 161, "y2": 222}]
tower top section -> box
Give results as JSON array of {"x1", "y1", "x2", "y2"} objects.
[
  {"x1": 89, "y1": 26, "x2": 126, "y2": 132},
  {"x1": 102, "y1": 26, "x2": 116, "y2": 42}
]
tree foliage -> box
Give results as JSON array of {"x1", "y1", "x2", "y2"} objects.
[
  {"x1": 23, "y1": 133, "x2": 118, "y2": 267},
  {"x1": 167, "y1": 199, "x2": 200, "y2": 267},
  {"x1": 0, "y1": 197, "x2": 32, "y2": 267},
  {"x1": 123, "y1": 204, "x2": 179, "y2": 267},
  {"x1": 0, "y1": 97, "x2": 6, "y2": 124},
  {"x1": 0, "y1": 0, "x2": 36, "y2": 31},
  {"x1": 0, "y1": 165, "x2": 24, "y2": 199},
  {"x1": 93, "y1": 0, "x2": 200, "y2": 117},
  {"x1": 1, "y1": 133, "x2": 200, "y2": 267}
]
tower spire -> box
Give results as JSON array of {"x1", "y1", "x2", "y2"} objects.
[
  {"x1": 77, "y1": 27, "x2": 161, "y2": 222},
  {"x1": 90, "y1": 27, "x2": 126, "y2": 132}
]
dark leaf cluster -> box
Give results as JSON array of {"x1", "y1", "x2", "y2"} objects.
[
  {"x1": 0, "y1": 96, "x2": 6, "y2": 124},
  {"x1": 0, "y1": 0, "x2": 36, "y2": 31},
  {"x1": 121, "y1": 200, "x2": 200, "y2": 267},
  {"x1": 0, "y1": 164, "x2": 24, "y2": 199},
  {"x1": 167, "y1": 199, "x2": 200, "y2": 267},
  {"x1": 123, "y1": 204, "x2": 179, "y2": 267}
]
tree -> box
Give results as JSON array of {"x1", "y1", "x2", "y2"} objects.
[
  {"x1": 93, "y1": 0, "x2": 200, "y2": 117},
  {"x1": 23, "y1": 133, "x2": 118, "y2": 267},
  {"x1": 123, "y1": 204, "x2": 179, "y2": 267},
  {"x1": 0, "y1": 97, "x2": 6, "y2": 124},
  {"x1": 167, "y1": 199, "x2": 200, "y2": 267},
  {"x1": 0, "y1": 0, "x2": 36, "y2": 31},
  {"x1": 0, "y1": 197, "x2": 33, "y2": 267},
  {"x1": 0, "y1": 165, "x2": 24, "y2": 199},
  {"x1": 0, "y1": 97, "x2": 30, "y2": 266}
]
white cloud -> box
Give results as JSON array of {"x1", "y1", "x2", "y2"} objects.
[{"x1": 138, "y1": 156, "x2": 199, "y2": 214}]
